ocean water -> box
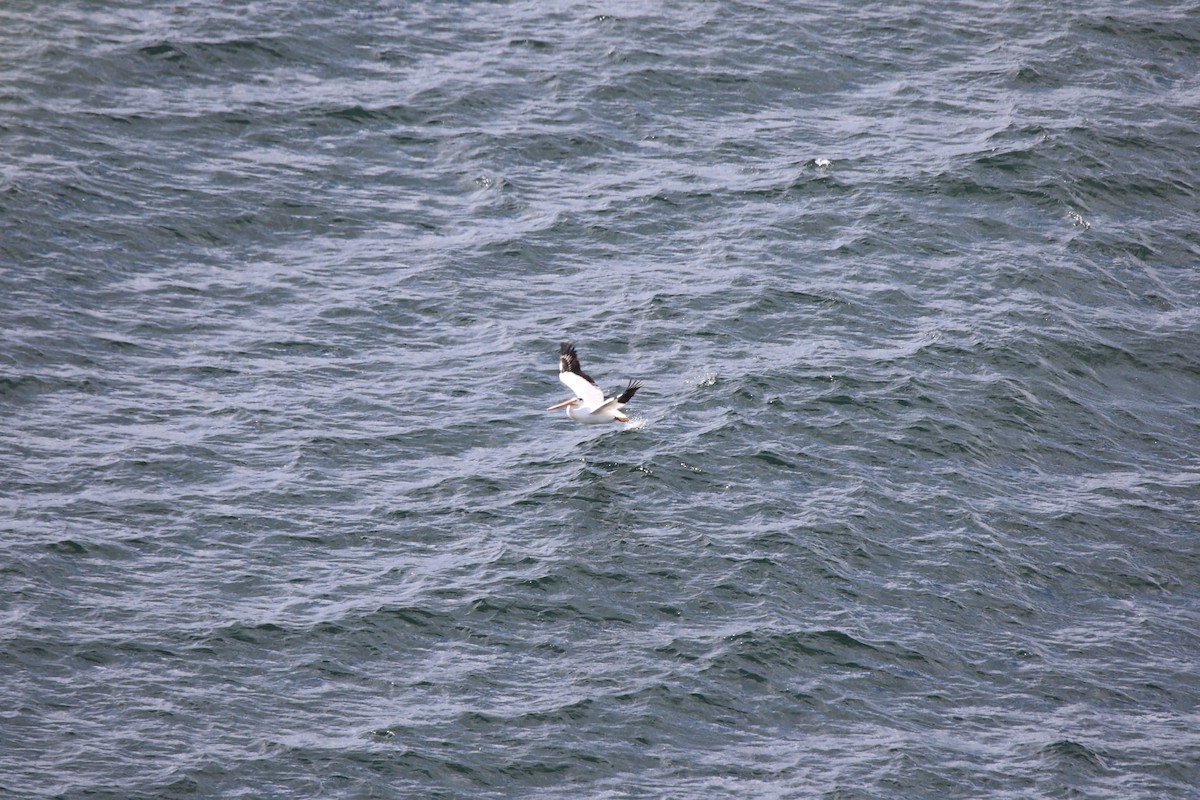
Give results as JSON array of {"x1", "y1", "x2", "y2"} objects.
[{"x1": 2, "y1": 1, "x2": 1199, "y2": 798}]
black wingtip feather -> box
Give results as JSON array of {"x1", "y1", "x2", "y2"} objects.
[
  {"x1": 617, "y1": 380, "x2": 641, "y2": 404},
  {"x1": 558, "y1": 340, "x2": 597, "y2": 385}
]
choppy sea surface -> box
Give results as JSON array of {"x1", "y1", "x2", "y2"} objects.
[{"x1": 3, "y1": 2, "x2": 1199, "y2": 798}]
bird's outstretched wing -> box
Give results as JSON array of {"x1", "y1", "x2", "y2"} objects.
[
  {"x1": 616, "y1": 380, "x2": 641, "y2": 404},
  {"x1": 559, "y1": 341, "x2": 596, "y2": 384},
  {"x1": 558, "y1": 341, "x2": 604, "y2": 410},
  {"x1": 594, "y1": 380, "x2": 641, "y2": 415}
]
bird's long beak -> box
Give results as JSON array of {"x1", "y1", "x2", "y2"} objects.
[{"x1": 547, "y1": 398, "x2": 577, "y2": 411}]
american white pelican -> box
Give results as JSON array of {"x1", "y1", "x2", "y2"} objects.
[{"x1": 547, "y1": 341, "x2": 641, "y2": 424}]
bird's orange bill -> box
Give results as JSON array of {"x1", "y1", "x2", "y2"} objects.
[{"x1": 547, "y1": 398, "x2": 577, "y2": 411}]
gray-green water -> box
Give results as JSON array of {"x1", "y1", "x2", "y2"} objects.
[{"x1": 3, "y1": 2, "x2": 1199, "y2": 798}]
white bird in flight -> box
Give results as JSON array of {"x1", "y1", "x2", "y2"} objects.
[{"x1": 547, "y1": 341, "x2": 641, "y2": 424}]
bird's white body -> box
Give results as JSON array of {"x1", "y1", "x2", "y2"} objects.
[
  {"x1": 566, "y1": 402, "x2": 628, "y2": 424},
  {"x1": 548, "y1": 342, "x2": 640, "y2": 425}
]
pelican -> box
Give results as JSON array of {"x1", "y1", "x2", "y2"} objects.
[{"x1": 547, "y1": 341, "x2": 641, "y2": 424}]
